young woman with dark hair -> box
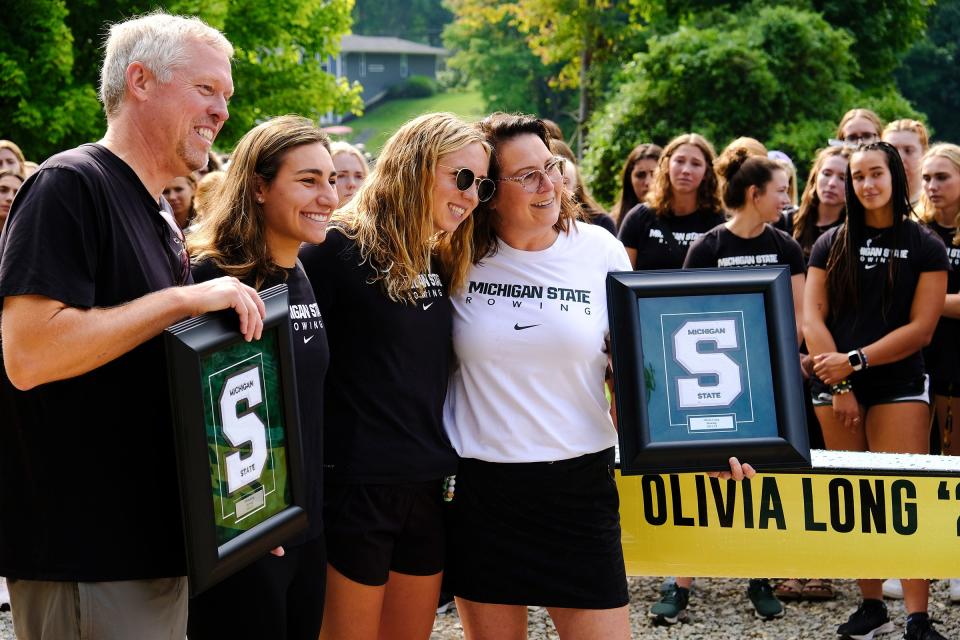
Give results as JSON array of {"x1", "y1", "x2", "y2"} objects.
[
  {"x1": 686, "y1": 148, "x2": 805, "y2": 333},
  {"x1": 804, "y1": 141, "x2": 949, "y2": 640},
  {"x1": 444, "y1": 113, "x2": 755, "y2": 639},
  {"x1": 657, "y1": 148, "x2": 804, "y2": 624},
  {"x1": 610, "y1": 143, "x2": 662, "y2": 227},
  {"x1": 618, "y1": 134, "x2": 725, "y2": 271},
  {"x1": 186, "y1": 114, "x2": 338, "y2": 640}
]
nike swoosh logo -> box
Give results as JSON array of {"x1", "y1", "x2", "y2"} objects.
[
  {"x1": 864, "y1": 263, "x2": 879, "y2": 270},
  {"x1": 303, "y1": 335, "x2": 315, "y2": 344},
  {"x1": 514, "y1": 323, "x2": 541, "y2": 330},
  {"x1": 422, "y1": 302, "x2": 434, "y2": 311}
]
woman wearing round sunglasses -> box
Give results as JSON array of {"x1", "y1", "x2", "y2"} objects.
[
  {"x1": 299, "y1": 112, "x2": 491, "y2": 640},
  {"x1": 442, "y1": 112, "x2": 753, "y2": 640}
]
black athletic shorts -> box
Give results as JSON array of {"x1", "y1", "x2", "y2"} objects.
[
  {"x1": 444, "y1": 448, "x2": 629, "y2": 609},
  {"x1": 324, "y1": 481, "x2": 445, "y2": 586},
  {"x1": 811, "y1": 374, "x2": 929, "y2": 408}
]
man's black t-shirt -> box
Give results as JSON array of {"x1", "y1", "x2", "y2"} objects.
[
  {"x1": 684, "y1": 224, "x2": 806, "y2": 275},
  {"x1": 298, "y1": 228, "x2": 458, "y2": 484},
  {"x1": 808, "y1": 220, "x2": 949, "y2": 387},
  {"x1": 193, "y1": 260, "x2": 328, "y2": 543},
  {"x1": 618, "y1": 204, "x2": 725, "y2": 270},
  {"x1": 0, "y1": 144, "x2": 190, "y2": 580},
  {"x1": 922, "y1": 222, "x2": 960, "y2": 386}
]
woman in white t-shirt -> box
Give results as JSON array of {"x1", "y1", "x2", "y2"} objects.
[{"x1": 442, "y1": 112, "x2": 754, "y2": 640}]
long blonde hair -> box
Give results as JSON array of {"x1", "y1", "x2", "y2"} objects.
[
  {"x1": 188, "y1": 115, "x2": 330, "y2": 289},
  {"x1": 645, "y1": 133, "x2": 722, "y2": 217},
  {"x1": 919, "y1": 143, "x2": 960, "y2": 246},
  {"x1": 333, "y1": 112, "x2": 489, "y2": 301}
]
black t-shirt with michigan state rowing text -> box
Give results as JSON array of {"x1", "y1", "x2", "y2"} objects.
[
  {"x1": 192, "y1": 260, "x2": 329, "y2": 543},
  {"x1": 683, "y1": 223, "x2": 806, "y2": 275},
  {"x1": 617, "y1": 204, "x2": 726, "y2": 270},
  {"x1": 922, "y1": 221, "x2": 960, "y2": 386},
  {"x1": 0, "y1": 144, "x2": 190, "y2": 581},
  {"x1": 808, "y1": 220, "x2": 949, "y2": 387},
  {"x1": 298, "y1": 228, "x2": 458, "y2": 484}
]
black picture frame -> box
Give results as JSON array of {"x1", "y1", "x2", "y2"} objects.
[
  {"x1": 607, "y1": 267, "x2": 810, "y2": 475},
  {"x1": 165, "y1": 284, "x2": 307, "y2": 594}
]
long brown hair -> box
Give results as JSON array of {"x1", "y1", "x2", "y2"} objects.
[
  {"x1": 793, "y1": 146, "x2": 849, "y2": 254},
  {"x1": 333, "y1": 112, "x2": 490, "y2": 301},
  {"x1": 188, "y1": 115, "x2": 330, "y2": 289},
  {"x1": 610, "y1": 143, "x2": 662, "y2": 224},
  {"x1": 472, "y1": 112, "x2": 579, "y2": 261},
  {"x1": 646, "y1": 133, "x2": 722, "y2": 218}
]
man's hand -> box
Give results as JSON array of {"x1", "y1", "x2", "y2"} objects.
[{"x1": 182, "y1": 277, "x2": 266, "y2": 342}]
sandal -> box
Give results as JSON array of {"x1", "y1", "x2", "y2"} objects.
[
  {"x1": 773, "y1": 579, "x2": 804, "y2": 601},
  {"x1": 801, "y1": 578, "x2": 837, "y2": 601}
]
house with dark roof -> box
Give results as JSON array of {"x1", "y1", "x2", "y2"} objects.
[{"x1": 330, "y1": 34, "x2": 448, "y2": 107}]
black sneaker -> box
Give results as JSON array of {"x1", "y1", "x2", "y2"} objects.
[
  {"x1": 649, "y1": 584, "x2": 689, "y2": 625},
  {"x1": 747, "y1": 579, "x2": 785, "y2": 620},
  {"x1": 903, "y1": 614, "x2": 949, "y2": 640},
  {"x1": 838, "y1": 599, "x2": 896, "y2": 639}
]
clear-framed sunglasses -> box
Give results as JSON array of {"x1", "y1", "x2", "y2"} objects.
[
  {"x1": 498, "y1": 157, "x2": 566, "y2": 193},
  {"x1": 438, "y1": 165, "x2": 496, "y2": 202}
]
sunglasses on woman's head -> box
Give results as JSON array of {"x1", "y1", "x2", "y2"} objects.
[{"x1": 439, "y1": 165, "x2": 496, "y2": 202}]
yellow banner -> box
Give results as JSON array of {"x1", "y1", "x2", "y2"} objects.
[{"x1": 618, "y1": 471, "x2": 960, "y2": 578}]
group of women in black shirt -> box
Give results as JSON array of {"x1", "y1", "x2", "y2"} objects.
[
  {"x1": 613, "y1": 108, "x2": 959, "y2": 640},
  {"x1": 145, "y1": 103, "x2": 960, "y2": 640}
]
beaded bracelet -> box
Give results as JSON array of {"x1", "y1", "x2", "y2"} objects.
[{"x1": 831, "y1": 379, "x2": 853, "y2": 395}]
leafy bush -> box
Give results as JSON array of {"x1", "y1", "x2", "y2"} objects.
[
  {"x1": 388, "y1": 75, "x2": 439, "y2": 98},
  {"x1": 581, "y1": 5, "x2": 920, "y2": 206}
]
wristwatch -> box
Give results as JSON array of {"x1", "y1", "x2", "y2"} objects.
[{"x1": 847, "y1": 349, "x2": 865, "y2": 372}]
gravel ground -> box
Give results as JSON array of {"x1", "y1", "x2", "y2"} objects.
[
  {"x1": 1, "y1": 579, "x2": 957, "y2": 638},
  {"x1": 432, "y1": 577, "x2": 960, "y2": 639}
]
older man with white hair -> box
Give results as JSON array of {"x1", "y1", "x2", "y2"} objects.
[{"x1": 0, "y1": 12, "x2": 265, "y2": 640}]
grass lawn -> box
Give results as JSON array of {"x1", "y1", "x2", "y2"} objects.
[{"x1": 338, "y1": 88, "x2": 485, "y2": 154}]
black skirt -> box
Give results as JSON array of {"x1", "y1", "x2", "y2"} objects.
[{"x1": 444, "y1": 448, "x2": 628, "y2": 609}]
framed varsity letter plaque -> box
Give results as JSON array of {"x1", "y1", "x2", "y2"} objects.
[
  {"x1": 165, "y1": 284, "x2": 307, "y2": 593},
  {"x1": 607, "y1": 268, "x2": 810, "y2": 474}
]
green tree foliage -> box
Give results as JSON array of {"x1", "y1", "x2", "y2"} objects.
[
  {"x1": 654, "y1": 0, "x2": 931, "y2": 85},
  {"x1": 813, "y1": 0, "x2": 931, "y2": 85},
  {"x1": 442, "y1": 1, "x2": 577, "y2": 129},
  {"x1": 582, "y1": 5, "x2": 923, "y2": 206},
  {"x1": 215, "y1": 0, "x2": 363, "y2": 148},
  {"x1": 1, "y1": 0, "x2": 360, "y2": 160},
  {"x1": 352, "y1": 0, "x2": 452, "y2": 45},
  {"x1": 895, "y1": 0, "x2": 960, "y2": 142},
  {"x1": 0, "y1": 0, "x2": 103, "y2": 161}
]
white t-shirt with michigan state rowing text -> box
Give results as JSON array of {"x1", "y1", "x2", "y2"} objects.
[{"x1": 444, "y1": 222, "x2": 632, "y2": 463}]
